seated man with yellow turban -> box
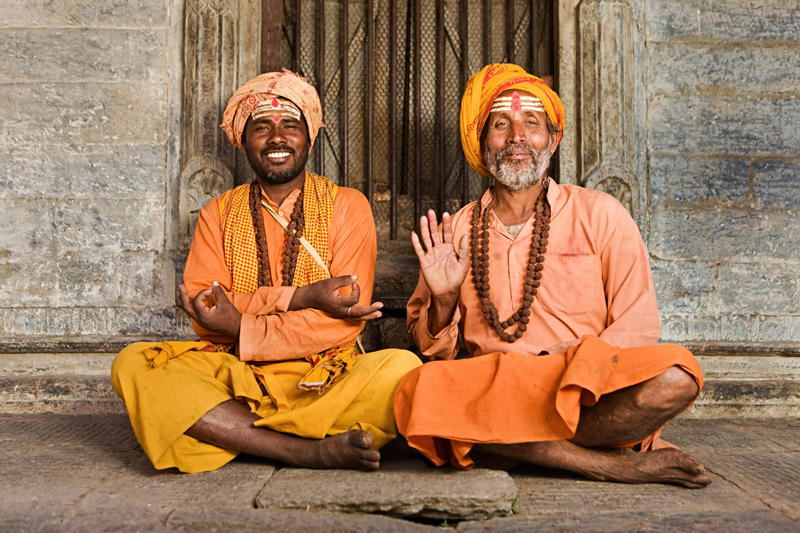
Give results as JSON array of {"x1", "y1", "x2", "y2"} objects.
[
  {"x1": 394, "y1": 64, "x2": 711, "y2": 488},
  {"x1": 112, "y1": 70, "x2": 420, "y2": 474}
]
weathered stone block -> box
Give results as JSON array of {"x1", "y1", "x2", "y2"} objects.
[
  {"x1": 56, "y1": 251, "x2": 119, "y2": 307},
  {"x1": 651, "y1": 260, "x2": 717, "y2": 315},
  {"x1": 0, "y1": 82, "x2": 167, "y2": 147},
  {"x1": 55, "y1": 198, "x2": 165, "y2": 252},
  {"x1": 119, "y1": 252, "x2": 172, "y2": 306},
  {"x1": 649, "y1": 155, "x2": 750, "y2": 207},
  {"x1": 0, "y1": 143, "x2": 167, "y2": 200},
  {"x1": 0, "y1": 353, "x2": 115, "y2": 377},
  {"x1": 0, "y1": 376, "x2": 38, "y2": 412},
  {"x1": 649, "y1": 95, "x2": 800, "y2": 156},
  {"x1": 647, "y1": 0, "x2": 800, "y2": 43},
  {"x1": 649, "y1": 206, "x2": 800, "y2": 261},
  {"x1": 0, "y1": 0, "x2": 170, "y2": 28},
  {"x1": 718, "y1": 263, "x2": 800, "y2": 314},
  {"x1": 661, "y1": 314, "x2": 800, "y2": 344},
  {"x1": 752, "y1": 159, "x2": 800, "y2": 208},
  {"x1": 141, "y1": 307, "x2": 177, "y2": 336},
  {"x1": 697, "y1": 355, "x2": 800, "y2": 381},
  {"x1": 256, "y1": 457, "x2": 517, "y2": 520},
  {"x1": 0, "y1": 252, "x2": 59, "y2": 308},
  {"x1": 0, "y1": 198, "x2": 55, "y2": 253},
  {"x1": 109, "y1": 307, "x2": 144, "y2": 336},
  {"x1": 1, "y1": 307, "x2": 49, "y2": 336},
  {"x1": 647, "y1": 43, "x2": 800, "y2": 98},
  {"x1": 0, "y1": 29, "x2": 167, "y2": 83}
]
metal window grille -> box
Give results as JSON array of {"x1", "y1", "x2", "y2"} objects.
[{"x1": 262, "y1": 0, "x2": 555, "y2": 240}]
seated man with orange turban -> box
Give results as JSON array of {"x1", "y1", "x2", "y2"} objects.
[
  {"x1": 112, "y1": 70, "x2": 420, "y2": 474},
  {"x1": 394, "y1": 64, "x2": 710, "y2": 488}
]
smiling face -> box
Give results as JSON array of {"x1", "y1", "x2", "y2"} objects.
[
  {"x1": 481, "y1": 89, "x2": 558, "y2": 192},
  {"x1": 243, "y1": 110, "x2": 310, "y2": 185}
]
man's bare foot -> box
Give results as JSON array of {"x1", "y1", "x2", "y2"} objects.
[
  {"x1": 315, "y1": 430, "x2": 380, "y2": 471},
  {"x1": 585, "y1": 448, "x2": 711, "y2": 488}
]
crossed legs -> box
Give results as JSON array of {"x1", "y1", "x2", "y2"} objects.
[
  {"x1": 187, "y1": 400, "x2": 381, "y2": 470},
  {"x1": 474, "y1": 366, "x2": 712, "y2": 488}
]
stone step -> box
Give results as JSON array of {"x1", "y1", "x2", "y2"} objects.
[{"x1": 2, "y1": 374, "x2": 799, "y2": 417}]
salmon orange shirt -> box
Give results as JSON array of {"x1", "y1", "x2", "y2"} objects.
[{"x1": 407, "y1": 182, "x2": 661, "y2": 359}]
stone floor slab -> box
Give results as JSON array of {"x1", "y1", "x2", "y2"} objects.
[
  {"x1": 169, "y1": 507, "x2": 438, "y2": 532},
  {"x1": 697, "y1": 451, "x2": 800, "y2": 521},
  {"x1": 69, "y1": 455, "x2": 276, "y2": 526},
  {"x1": 728, "y1": 418, "x2": 800, "y2": 452},
  {"x1": 661, "y1": 417, "x2": 787, "y2": 454},
  {"x1": 510, "y1": 466, "x2": 767, "y2": 517},
  {"x1": 457, "y1": 510, "x2": 800, "y2": 532},
  {"x1": 256, "y1": 457, "x2": 517, "y2": 520}
]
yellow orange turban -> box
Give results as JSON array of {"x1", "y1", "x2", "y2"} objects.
[
  {"x1": 221, "y1": 69, "x2": 324, "y2": 151},
  {"x1": 460, "y1": 64, "x2": 565, "y2": 178}
]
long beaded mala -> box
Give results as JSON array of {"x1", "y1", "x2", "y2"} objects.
[
  {"x1": 248, "y1": 181, "x2": 305, "y2": 287},
  {"x1": 470, "y1": 185, "x2": 551, "y2": 343}
]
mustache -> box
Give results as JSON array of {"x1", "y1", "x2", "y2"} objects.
[{"x1": 495, "y1": 143, "x2": 539, "y2": 160}]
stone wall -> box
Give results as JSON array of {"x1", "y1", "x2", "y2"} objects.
[
  {"x1": 0, "y1": 0, "x2": 798, "y2": 414},
  {"x1": 0, "y1": 0, "x2": 184, "y2": 405},
  {"x1": 644, "y1": 0, "x2": 800, "y2": 349}
]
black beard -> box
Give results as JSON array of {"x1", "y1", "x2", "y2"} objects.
[{"x1": 245, "y1": 144, "x2": 310, "y2": 184}]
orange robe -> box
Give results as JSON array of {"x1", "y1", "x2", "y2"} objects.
[
  {"x1": 184, "y1": 186, "x2": 375, "y2": 360},
  {"x1": 394, "y1": 182, "x2": 703, "y2": 469}
]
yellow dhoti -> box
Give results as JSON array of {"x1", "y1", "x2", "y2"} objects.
[{"x1": 112, "y1": 342, "x2": 420, "y2": 473}]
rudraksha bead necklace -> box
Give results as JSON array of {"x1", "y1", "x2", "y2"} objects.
[
  {"x1": 248, "y1": 180, "x2": 305, "y2": 287},
  {"x1": 470, "y1": 185, "x2": 551, "y2": 343}
]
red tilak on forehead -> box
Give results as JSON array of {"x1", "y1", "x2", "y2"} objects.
[
  {"x1": 511, "y1": 91, "x2": 521, "y2": 112},
  {"x1": 272, "y1": 115, "x2": 281, "y2": 122}
]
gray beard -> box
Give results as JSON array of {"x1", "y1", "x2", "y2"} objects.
[{"x1": 483, "y1": 140, "x2": 551, "y2": 192}]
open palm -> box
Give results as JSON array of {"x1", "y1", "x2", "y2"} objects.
[{"x1": 411, "y1": 210, "x2": 470, "y2": 298}]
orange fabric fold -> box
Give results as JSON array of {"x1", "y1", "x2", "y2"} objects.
[{"x1": 393, "y1": 336, "x2": 703, "y2": 470}]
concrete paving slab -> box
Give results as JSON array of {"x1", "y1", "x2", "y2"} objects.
[{"x1": 256, "y1": 457, "x2": 517, "y2": 520}]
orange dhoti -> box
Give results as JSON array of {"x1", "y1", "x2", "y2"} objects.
[{"x1": 393, "y1": 335, "x2": 703, "y2": 470}]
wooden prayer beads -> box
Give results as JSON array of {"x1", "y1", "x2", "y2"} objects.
[
  {"x1": 470, "y1": 185, "x2": 551, "y2": 343},
  {"x1": 249, "y1": 180, "x2": 304, "y2": 287}
]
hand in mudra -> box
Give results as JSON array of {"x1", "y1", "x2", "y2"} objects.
[
  {"x1": 292, "y1": 275, "x2": 383, "y2": 321},
  {"x1": 411, "y1": 210, "x2": 470, "y2": 299},
  {"x1": 179, "y1": 281, "x2": 242, "y2": 339}
]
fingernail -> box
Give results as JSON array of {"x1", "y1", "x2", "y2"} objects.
[
  {"x1": 212, "y1": 281, "x2": 219, "y2": 287},
  {"x1": 352, "y1": 274, "x2": 358, "y2": 281}
]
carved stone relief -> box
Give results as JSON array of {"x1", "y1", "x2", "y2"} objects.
[
  {"x1": 178, "y1": 155, "x2": 235, "y2": 249},
  {"x1": 178, "y1": 0, "x2": 260, "y2": 251},
  {"x1": 560, "y1": 0, "x2": 647, "y2": 240}
]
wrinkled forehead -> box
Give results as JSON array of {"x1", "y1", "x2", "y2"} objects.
[{"x1": 489, "y1": 88, "x2": 544, "y2": 115}]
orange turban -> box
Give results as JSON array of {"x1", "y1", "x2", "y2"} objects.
[
  {"x1": 221, "y1": 69, "x2": 324, "y2": 151},
  {"x1": 460, "y1": 64, "x2": 565, "y2": 178}
]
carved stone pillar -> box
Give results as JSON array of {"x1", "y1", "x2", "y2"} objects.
[
  {"x1": 178, "y1": 0, "x2": 260, "y2": 251},
  {"x1": 558, "y1": 0, "x2": 647, "y2": 241}
]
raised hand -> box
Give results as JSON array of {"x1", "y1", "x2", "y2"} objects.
[
  {"x1": 411, "y1": 210, "x2": 470, "y2": 300},
  {"x1": 291, "y1": 275, "x2": 383, "y2": 321},
  {"x1": 179, "y1": 281, "x2": 242, "y2": 339}
]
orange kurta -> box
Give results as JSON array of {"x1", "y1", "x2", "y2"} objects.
[
  {"x1": 396, "y1": 182, "x2": 703, "y2": 469},
  {"x1": 185, "y1": 186, "x2": 376, "y2": 361}
]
